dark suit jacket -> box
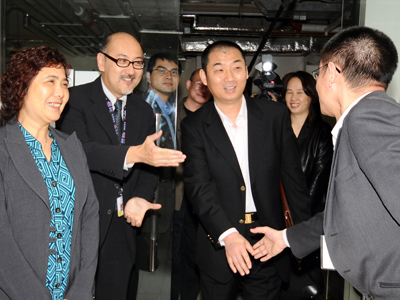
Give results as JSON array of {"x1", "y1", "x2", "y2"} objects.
[
  {"x1": 287, "y1": 91, "x2": 400, "y2": 300},
  {"x1": 0, "y1": 122, "x2": 99, "y2": 300},
  {"x1": 57, "y1": 76, "x2": 158, "y2": 258},
  {"x1": 181, "y1": 97, "x2": 311, "y2": 283}
]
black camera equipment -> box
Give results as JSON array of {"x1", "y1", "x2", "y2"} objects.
[{"x1": 253, "y1": 54, "x2": 283, "y2": 101}]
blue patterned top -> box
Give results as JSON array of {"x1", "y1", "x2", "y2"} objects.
[{"x1": 19, "y1": 124, "x2": 75, "y2": 300}]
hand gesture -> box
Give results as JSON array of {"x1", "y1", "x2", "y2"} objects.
[
  {"x1": 250, "y1": 226, "x2": 287, "y2": 262},
  {"x1": 128, "y1": 130, "x2": 186, "y2": 167},
  {"x1": 223, "y1": 232, "x2": 255, "y2": 276},
  {"x1": 124, "y1": 197, "x2": 162, "y2": 227}
]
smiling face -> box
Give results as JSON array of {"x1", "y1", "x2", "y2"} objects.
[
  {"x1": 18, "y1": 66, "x2": 69, "y2": 127},
  {"x1": 200, "y1": 46, "x2": 248, "y2": 105},
  {"x1": 186, "y1": 71, "x2": 211, "y2": 107},
  {"x1": 285, "y1": 77, "x2": 311, "y2": 117},
  {"x1": 146, "y1": 58, "x2": 180, "y2": 100},
  {"x1": 98, "y1": 32, "x2": 144, "y2": 99}
]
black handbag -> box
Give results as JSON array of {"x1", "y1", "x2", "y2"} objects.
[{"x1": 279, "y1": 178, "x2": 324, "y2": 300}]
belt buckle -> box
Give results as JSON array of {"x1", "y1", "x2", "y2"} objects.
[{"x1": 244, "y1": 213, "x2": 254, "y2": 224}]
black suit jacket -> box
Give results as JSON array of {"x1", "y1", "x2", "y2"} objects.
[
  {"x1": 57, "y1": 76, "x2": 158, "y2": 258},
  {"x1": 181, "y1": 97, "x2": 311, "y2": 283}
]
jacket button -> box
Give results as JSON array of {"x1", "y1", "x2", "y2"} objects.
[
  {"x1": 55, "y1": 208, "x2": 61, "y2": 213},
  {"x1": 52, "y1": 181, "x2": 57, "y2": 187},
  {"x1": 114, "y1": 183, "x2": 120, "y2": 189},
  {"x1": 57, "y1": 257, "x2": 62, "y2": 263},
  {"x1": 57, "y1": 233, "x2": 62, "y2": 239},
  {"x1": 239, "y1": 219, "x2": 245, "y2": 224},
  {"x1": 107, "y1": 209, "x2": 112, "y2": 215},
  {"x1": 240, "y1": 186, "x2": 246, "y2": 191},
  {"x1": 55, "y1": 283, "x2": 61, "y2": 288}
]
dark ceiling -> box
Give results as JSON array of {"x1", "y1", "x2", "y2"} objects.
[{"x1": 4, "y1": 0, "x2": 357, "y2": 60}]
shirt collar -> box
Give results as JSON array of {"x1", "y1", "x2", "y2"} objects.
[
  {"x1": 331, "y1": 92, "x2": 372, "y2": 148},
  {"x1": 149, "y1": 89, "x2": 173, "y2": 116},
  {"x1": 214, "y1": 95, "x2": 247, "y2": 126},
  {"x1": 101, "y1": 77, "x2": 127, "y2": 106}
]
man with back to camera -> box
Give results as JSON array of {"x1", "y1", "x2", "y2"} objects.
[
  {"x1": 251, "y1": 26, "x2": 400, "y2": 300},
  {"x1": 171, "y1": 68, "x2": 212, "y2": 300},
  {"x1": 181, "y1": 41, "x2": 312, "y2": 299},
  {"x1": 57, "y1": 32, "x2": 186, "y2": 300}
]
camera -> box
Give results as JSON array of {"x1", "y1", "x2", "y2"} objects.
[{"x1": 253, "y1": 54, "x2": 283, "y2": 101}]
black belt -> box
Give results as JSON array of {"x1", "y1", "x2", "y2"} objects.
[{"x1": 239, "y1": 212, "x2": 258, "y2": 224}]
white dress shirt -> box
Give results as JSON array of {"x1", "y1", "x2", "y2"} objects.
[{"x1": 214, "y1": 96, "x2": 257, "y2": 245}]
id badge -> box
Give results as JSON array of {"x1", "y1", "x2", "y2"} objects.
[{"x1": 117, "y1": 195, "x2": 124, "y2": 217}]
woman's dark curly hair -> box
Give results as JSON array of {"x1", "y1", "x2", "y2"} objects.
[{"x1": 1, "y1": 46, "x2": 71, "y2": 122}]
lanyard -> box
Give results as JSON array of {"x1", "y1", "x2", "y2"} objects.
[{"x1": 106, "y1": 98, "x2": 127, "y2": 144}]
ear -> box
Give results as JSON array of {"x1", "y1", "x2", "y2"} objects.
[
  {"x1": 146, "y1": 71, "x2": 151, "y2": 84},
  {"x1": 97, "y1": 52, "x2": 105, "y2": 72},
  {"x1": 327, "y1": 62, "x2": 339, "y2": 85},
  {"x1": 186, "y1": 79, "x2": 192, "y2": 90},
  {"x1": 245, "y1": 66, "x2": 249, "y2": 80},
  {"x1": 199, "y1": 69, "x2": 208, "y2": 86}
]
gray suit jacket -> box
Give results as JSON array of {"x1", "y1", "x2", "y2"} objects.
[
  {"x1": 0, "y1": 121, "x2": 99, "y2": 300},
  {"x1": 288, "y1": 91, "x2": 400, "y2": 300}
]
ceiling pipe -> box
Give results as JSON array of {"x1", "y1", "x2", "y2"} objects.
[{"x1": 63, "y1": 0, "x2": 104, "y2": 38}]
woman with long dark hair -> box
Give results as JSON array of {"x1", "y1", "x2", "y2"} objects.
[{"x1": 280, "y1": 70, "x2": 333, "y2": 214}]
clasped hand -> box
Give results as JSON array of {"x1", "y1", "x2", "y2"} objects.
[{"x1": 223, "y1": 227, "x2": 287, "y2": 275}]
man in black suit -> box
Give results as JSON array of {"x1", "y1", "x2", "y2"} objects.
[
  {"x1": 181, "y1": 41, "x2": 311, "y2": 299},
  {"x1": 57, "y1": 32, "x2": 186, "y2": 300}
]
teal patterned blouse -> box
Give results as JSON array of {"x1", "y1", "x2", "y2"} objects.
[{"x1": 19, "y1": 124, "x2": 76, "y2": 300}]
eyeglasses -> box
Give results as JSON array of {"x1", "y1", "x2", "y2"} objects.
[
  {"x1": 312, "y1": 63, "x2": 341, "y2": 80},
  {"x1": 191, "y1": 80, "x2": 206, "y2": 88},
  {"x1": 153, "y1": 67, "x2": 180, "y2": 77},
  {"x1": 101, "y1": 52, "x2": 145, "y2": 69}
]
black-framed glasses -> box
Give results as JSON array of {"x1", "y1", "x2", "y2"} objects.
[
  {"x1": 191, "y1": 80, "x2": 206, "y2": 88},
  {"x1": 101, "y1": 52, "x2": 145, "y2": 69},
  {"x1": 153, "y1": 67, "x2": 180, "y2": 76},
  {"x1": 312, "y1": 63, "x2": 341, "y2": 80}
]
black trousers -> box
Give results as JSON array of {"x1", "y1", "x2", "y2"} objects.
[
  {"x1": 171, "y1": 198, "x2": 201, "y2": 300},
  {"x1": 95, "y1": 212, "x2": 138, "y2": 300}
]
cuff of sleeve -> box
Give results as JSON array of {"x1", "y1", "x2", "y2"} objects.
[
  {"x1": 218, "y1": 228, "x2": 238, "y2": 247},
  {"x1": 283, "y1": 228, "x2": 290, "y2": 248},
  {"x1": 124, "y1": 151, "x2": 135, "y2": 170}
]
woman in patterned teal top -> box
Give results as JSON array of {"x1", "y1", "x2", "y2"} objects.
[{"x1": 0, "y1": 46, "x2": 99, "y2": 300}]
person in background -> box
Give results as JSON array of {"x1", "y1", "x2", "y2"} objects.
[
  {"x1": 171, "y1": 69, "x2": 212, "y2": 300},
  {"x1": 57, "y1": 32, "x2": 185, "y2": 300},
  {"x1": 280, "y1": 71, "x2": 333, "y2": 215},
  {"x1": 0, "y1": 46, "x2": 99, "y2": 300},
  {"x1": 144, "y1": 52, "x2": 182, "y2": 150},
  {"x1": 251, "y1": 26, "x2": 400, "y2": 300}
]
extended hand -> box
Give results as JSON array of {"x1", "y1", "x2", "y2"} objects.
[
  {"x1": 127, "y1": 131, "x2": 186, "y2": 167},
  {"x1": 223, "y1": 232, "x2": 255, "y2": 276},
  {"x1": 124, "y1": 197, "x2": 162, "y2": 227},
  {"x1": 250, "y1": 226, "x2": 287, "y2": 262}
]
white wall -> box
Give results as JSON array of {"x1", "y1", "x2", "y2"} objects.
[{"x1": 362, "y1": 0, "x2": 400, "y2": 102}]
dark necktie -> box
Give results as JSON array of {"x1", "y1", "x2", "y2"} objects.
[{"x1": 113, "y1": 99, "x2": 123, "y2": 142}]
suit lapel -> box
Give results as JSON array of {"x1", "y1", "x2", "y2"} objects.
[
  {"x1": 204, "y1": 104, "x2": 242, "y2": 178},
  {"x1": 5, "y1": 122, "x2": 50, "y2": 210},
  {"x1": 247, "y1": 98, "x2": 267, "y2": 185},
  {"x1": 90, "y1": 77, "x2": 120, "y2": 145},
  {"x1": 125, "y1": 94, "x2": 146, "y2": 146}
]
